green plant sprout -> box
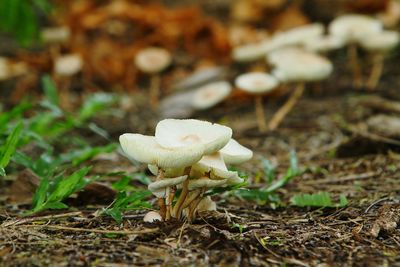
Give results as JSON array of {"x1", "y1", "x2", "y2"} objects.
[{"x1": 290, "y1": 192, "x2": 348, "y2": 208}]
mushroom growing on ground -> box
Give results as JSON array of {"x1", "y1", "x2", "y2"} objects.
[
  {"x1": 302, "y1": 35, "x2": 346, "y2": 54},
  {"x1": 235, "y1": 72, "x2": 279, "y2": 132},
  {"x1": 267, "y1": 48, "x2": 333, "y2": 130},
  {"x1": 329, "y1": 14, "x2": 383, "y2": 88},
  {"x1": 358, "y1": 30, "x2": 400, "y2": 89},
  {"x1": 54, "y1": 54, "x2": 83, "y2": 77},
  {"x1": 191, "y1": 81, "x2": 232, "y2": 111},
  {"x1": 119, "y1": 119, "x2": 252, "y2": 222},
  {"x1": 134, "y1": 47, "x2": 172, "y2": 107}
]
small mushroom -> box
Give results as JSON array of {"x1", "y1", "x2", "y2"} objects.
[
  {"x1": 220, "y1": 139, "x2": 253, "y2": 165},
  {"x1": 329, "y1": 14, "x2": 383, "y2": 88},
  {"x1": 155, "y1": 119, "x2": 232, "y2": 155},
  {"x1": 232, "y1": 41, "x2": 271, "y2": 63},
  {"x1": 197, "y1": 196, "x2": 217, "y2": 212},
  {"x1": 191, "y1": 81, "x2": 232, "y2": 110},
  {"x1": 358, "y1": 30, "x2": 400, "y2": 90},
  {"x1": 302, "y1": 35, "x2": 346, "y2": 54},
  {"x1": 235, "y1": 72, "x2": 279, "y2": 132},
  {"x1": 54, "y1": 54, "x2": 83, "y2": 77},
  {"x1": 271, "y1": 23, "x2": 325, "y2": 48},
  {"x1": 267, "y1": 48, "x2": 333, "y2": 130},
  {"x1": 134, "y1": 47, "x2": 172, "y2": 107},
  {"x1": 41, "y1": 26, "x2": 70, "y2": 44},
  {"x1": 143, "y1": 211, "x2": 162, "y2": 223}
]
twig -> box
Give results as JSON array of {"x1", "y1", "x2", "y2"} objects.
[
  {"x1": 1, "y1": 211, "x2": 83, "y2": 227},
  {"x1": 364, "y1": 196, "x2": 390, "y2": 213},
  {"x1": 22, "y1": 224, "x2": 159, "y2": 235},
  {"x1": 304, "y1": 171, "x2": 379, "y2": 185}
]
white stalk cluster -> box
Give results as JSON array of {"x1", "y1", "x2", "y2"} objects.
[{"x1": 119, "y1": 119, "x2": 253, "y2": 222}]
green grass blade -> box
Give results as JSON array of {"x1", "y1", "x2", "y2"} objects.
[{"x1": 0, "y1": 122, "x2": 23, "y2": 176}]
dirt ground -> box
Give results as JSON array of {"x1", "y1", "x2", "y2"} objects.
[{"x1": 1, "y1": 82, "x2": 400, "y2": 266}]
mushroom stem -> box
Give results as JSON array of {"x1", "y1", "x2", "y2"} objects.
[
  {"x1": 255, "y1": 95, "x2": 268, "y2": 132},
  {"x1": 268, "y1": 82, "x2": 305, "y2": 131},
  {"x1": 188, "y1": 188, "x2": 206, "y2": 222},
  {"x1": 165, "y1": 186, "x2": 176, "y2": 221},
  {"x1": 155, "y1": 169, "x2": 166, "y2": 220},
  {"x1": 149, "y1": 74, "x2": 161, "y2": 107},
  {"x1": 366, "y1": 53, "x2": 384, "y2": 90},
  {"x1": 348, "y1": 43, "x2": 363, "y2": 88},
  {"x1": 171, "y1": 166, "x2": 192, "y2": 219}
]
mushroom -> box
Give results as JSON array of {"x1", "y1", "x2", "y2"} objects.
[
  {"x1": 191, "y1": 81, "x2": 232, "y2": 110},
  {"x1": 148, "y1": 175, "x2": 188, "y2": 198},
  {"x1": 358, "y1": 30, "x2": 400, "y2": 90},
  {"x1": 143, "y1": 211, "x2": 162, "y2": 223},
  {"x1": 54, "y1": 54, "x2": 83, "y2": 77},
  {"x1": 329, "y1": 14, "x2": 383, "y2": 88},
  {"x1": 155, "y1": 119, "x2": 232, "y2": 155},
  {"x1": 271, "y1": 23, "x2": 325, "y2": 48},
  {"x1": 235, "y1": 72, "x2": 279, "y2": 132},
  {"x1": 41, "y1": 26, "x2": 70, "y2": 44},
  {"x1": 220, "y1": 139, "x2": 253, "y2": 165},
  {"x1": 232, "y1": 41, "x2": 272, "y2": 63},
  {"x1": 134, "y1": 47, "x2": 172, "y2": 107},
  {"x1": 267, "y1": 48, "x2": 333, "y2": 130},
  {"x1": 119, "y1": 133, "x2": 205, "y2": 220},
  {"x1": 302, "y1": 35, "x2": 346, "y2": 54}
]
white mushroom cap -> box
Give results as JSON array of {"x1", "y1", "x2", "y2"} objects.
[
  {"x1": 188, "y1": 177, "x2": 227, "y2": 190},
  {"x1": 134, "y1": 47, "x2": 172, "y2": 74},
  {"x1": 271, "y1": 23, "x2": 325, "y2": 48},
  {"x1": 54, "y1": 54, "x2": 83, "y2": 76},
  {"x1": 302, "y1": 35, "x2": 346, "y2": 53},
  {"x1": 155, "y1": 119, "x2": 232, "y2": 155},
  {"x1": 119, "y1": 134, "x2": 205, "y2": 168},
  {"x1": 235, "y1": 72, "x2": 279, "y2": 94},
  {"x1": 41, "y1": 26, "x2": 70, "y2": 43},
  {"x1": 191, "y1": 153, "x2": 243, "y2": 183},
  {"x1": 191, "y1": 81, "x2": 232, "y2": 110},
  {"x1": 232, "y1": 42, "x2": 270, "y2": 62},
  {"x1": 329, "y1": 14, "x2": 383, "y2": 43},
  {"x1": 220, "y1": 139, "x2": 253, "y2": 165},
  {"x1": 148, "y1": 175, "x2": 188, "y2": 198},
  {"x1": 358, "y1": 30, "x2": 400, "y2": 53},
  {"x1": 269, "y1": 48, "x2": 333, "y2": 82},
  {"x1": 143, "y1": 211, "x2": 162, "y2": 223},
  {"x1": 197, "y1": 196, "x2": 217, "y2": 212}
]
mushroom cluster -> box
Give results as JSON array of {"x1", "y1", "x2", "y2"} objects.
[{"x1": 119, "y1": 119, "x2": 252, "y2": 222}]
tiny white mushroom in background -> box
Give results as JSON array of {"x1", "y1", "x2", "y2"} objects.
[
  {"x1": 0, "y1": 57, "x2": 28, "y2": 81},
  {"x1": 271, "y1": 23, "x2": 325, "y2": 48},
  {"x1": 232, "y1": 41, "x2": 271, "y2": 63},
  {"x1": 235, "y1": 72, "x2": 279, "y2": 132},
  {"x1": 267, "y1": 48, "x2": 333, "y2": 130},
  {"x1": 134, "y1": 47, "x2": 172, "y2": 107},
  {"x1": 54, "y1": 54, "x2": 83, "y2": 77},
  {"x1": 329, "y1": 14, "x2": 383, "y2": 88},
  {"x1": 302, "y1": 35, "x2": 346, "y2": 54},
  {"x1": 41, "y1": 26, "x2": 70, "y2": 44},
  {"x1": 377, "y1": 0, "x2": 400, "y2": 28},
  {"x1": 358, "y1": 30, "x2": 400, "y2": 90},
  {"x1": 191, "y1": 81, "x2": 232, "y2": 110},
  {"x1": 155, "y1": 119, "x2": 232, "y2": 155},
  {"x1": 143, "y1": 211, "x2": 162, "y2": 223}
]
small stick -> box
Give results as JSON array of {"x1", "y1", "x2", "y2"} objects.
[
  {"x1": 366, "y1": 53, "x2": 384, "y2": 90},
  {"x1": 268, "y1": 82, "x2": 305, "y2": 131},
  {"x1": 255, "y1": 95, "x2": 268, "y2": 132},
  {"x1": 348, "y1": 43, "x2": 363, "y2": 88},
  {"x1": 2, "y1": 211, "x2": 82, "y2": 227},
  {"x1": 23, "y1": 224, "x2": 158, "y2": 235},
  {"x1": 149, "y1": 74, "x2": 161, "y2": 107}
]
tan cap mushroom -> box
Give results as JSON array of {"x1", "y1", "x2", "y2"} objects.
[
  {"x1": 220, "y1": 139, "x2": 253, "y2": 165},
  {"x1": 191, "y1": 81, "x2": 232, "y2": 110},
  {"x1": 134, "y1": 47, "x2": 172, "y2": 74},
  {"x1": 155, "y1": 119, "x2": 232, "y2": 155},
  {"x1": 119, "y1": 133, "x2": 205, "y2": 168}
]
